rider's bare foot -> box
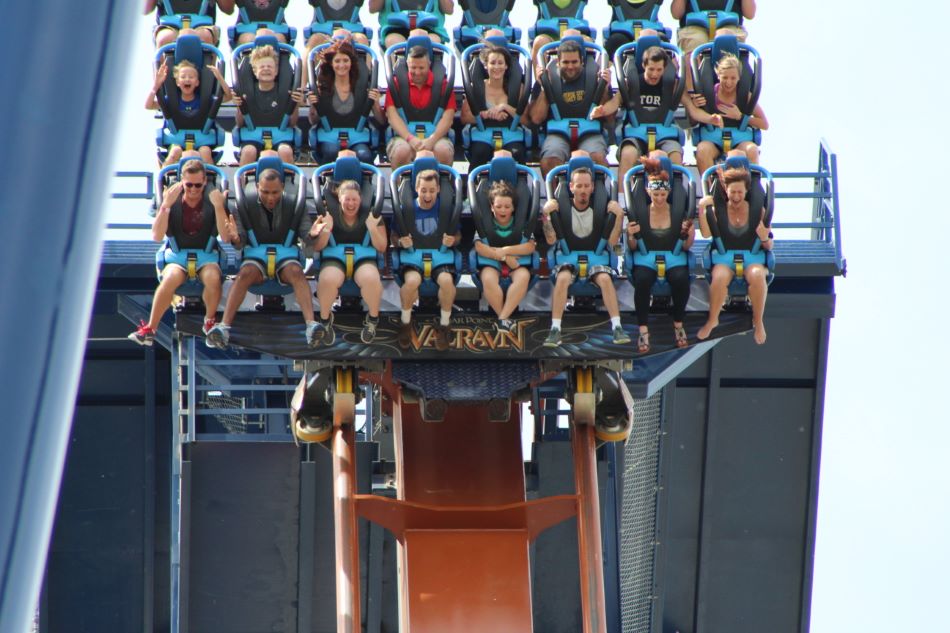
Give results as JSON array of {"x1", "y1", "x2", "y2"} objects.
[
  {"x1": 753, "y1": 322, "x2": 767, "y2": 345},
  {"x1": 697, "y1": 320, "x2": 718, "y2": 341}
]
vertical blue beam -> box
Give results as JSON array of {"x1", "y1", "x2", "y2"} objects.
[{"x1": 0, "y1": 2, "x2": 136, "y2": 632}]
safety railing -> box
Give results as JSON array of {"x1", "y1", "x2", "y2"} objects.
[{"x1": 769, "y1": 139, "x2": 845, "y2": 275}]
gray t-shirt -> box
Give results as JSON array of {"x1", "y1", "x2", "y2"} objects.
[{"x1": 332, "y1": 90, "x2": 355, "y2": 116}]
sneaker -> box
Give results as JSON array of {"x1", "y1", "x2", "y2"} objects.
[
  {"x1": 612, "y1": 325, "x2": 632, "y2": 345},
  {"x1": 206, "y1": 323, "x2": 230, "y2": 349},
  {"x1": 306, "y1": 314, "x2": 334, "y2": 348},
  {"x1": 128, "y1": 320, "x2": 155, "y2": 346},
  {"x1": 496, "y1": 318, "x2": 514, "y2": 334},
  {"x1": 202, "y1": 318, "x2": 216, "y2": 336},
  {"x1": 361, "y1": 316, "x2": 379, "y2": 344},
  {"x1": 542, "y1": 327, "x2": 561, "y2": 348},
  {"x1": 433, "y1": 323, "x2": 451, "y2": 351},
  {"x1": 397, "y1": 320, "x2": 414, "y2": 349}
]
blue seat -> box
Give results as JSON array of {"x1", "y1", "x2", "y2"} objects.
[
  {"x1": 536, "y1": 37, "x2": 609, "y2": 151},
  {"x1": 622, "y1": 156, "x2": 696, "y2": 299},
  {"x1": 232, "y1": 156, "x2": 308, "y2": 301},
  {"x1": 459, "y1": 37, "x2": 532, "y2": 164},
  {"x1": 528, "y1": 0, "x2": 592, "y2": 42},
  {"x1": 700, "y1": 157, "x2": 775, "y2": 298},
  {"x1": 382, "y1": 36, "x2": 457, "y2": 149},
  {"x1": 230, "y1": 35, "x2": 303, "y2": 159},
  {"x1": 453, "y1": 0, "x2": 521, "y2": 51},
  {"x1": 614, "y1": 36, "x2": 685, "y2": 153},
  {"x1": 153, "y1": 34, "x2": 227, "y2": 163},
  {"x1": 154, "y1": 159, "x2": 230, "y2": 300},
  {"x1": 544, "y1": 155, "x2": 619, "y2": 299},
  {"x1": 304, "y1": 0, "x2": 373, "y2": 43},
  {"x1": 602, "y1": 0, "x2": 671, "y2": 44},
  {"x1": 689, "y1": 34, "x2": 763, "y2": 152},
  {"x1": 389, "y1": 157, "x2": 464, "y2": 296},
  {"x1": 307, "y1": 42, "x2": 381, "y2": 164},
  {"x1": 227, "y1": 0, "x2": 297, "y2": 48},
  {"x1": 681, "y1": 0, "x2": 743, "y2": 40},
  {"x1": 467, "y1": 155, "x2": 541, "y2": 291},
  {"x1": 310, "y1": 156, "x2": 387, "y2": 298},
  {"x1": 153, "y1": 0, "x2": 216, "y2": 32}
]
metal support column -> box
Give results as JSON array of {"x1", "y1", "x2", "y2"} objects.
[{"x1": 573, "y1": 423, "x2": 609, "y2": 633}]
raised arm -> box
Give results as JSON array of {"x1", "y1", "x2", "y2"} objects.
[
  {"x1": 310, "y1": 213, "x2": 333, "y2": 251},
  {"x1": 151, "y1": 182, "x2": 182, "y2": 242},
  {"x1": 606, "y1": 200, "x2": 624, "y2": 246},
  {"x1": 367, "y1": 214, "x2": 389, "y2": 253},
  {"x1": 697, "y1": 194, "x2": 713, "y2": 238},
  {"x1": 210, "y1": 189, "x2": 239, "y2": 246},
  {"x1": 670, "y1": 0, "x2": 686, "y2": 19},
  {"x1": 540, "y1": 199, "x2": 558, "y2": 245},
  {"x1": 145, "y1": 59, "x2": 169, "y2": 110}
]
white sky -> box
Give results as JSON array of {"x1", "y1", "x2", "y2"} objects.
[{"x1": 109, "y1": 2, "x2": 950, "y2": 631}]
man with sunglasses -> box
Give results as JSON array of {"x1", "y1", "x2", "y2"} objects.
[{"x1": 129, "y1": 159, "x2": 229, "y2": 346}]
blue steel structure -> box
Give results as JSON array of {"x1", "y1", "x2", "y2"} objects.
[{"x1": 0, "y1": 3, "x2": 137, "y2": 632}]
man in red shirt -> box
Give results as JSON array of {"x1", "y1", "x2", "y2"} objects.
[
  {"x1": 129, "y1": 159, "x2": 230, "y2": 346},
  {"x1": 385, "y1": 39, "x2": 456, "y2": 169}
]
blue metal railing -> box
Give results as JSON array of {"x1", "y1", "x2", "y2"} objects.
[{"x1": 769, "y1": 139, "x2": 845, "y2": 275}]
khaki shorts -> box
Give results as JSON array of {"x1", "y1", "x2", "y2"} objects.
[
  {"x1": 386, "y1": 136, "x2": 455, "y2": 161},
  {"x1": 618, "y1": 138, "x2": 684, "y2": 161},
  {"x1": 676, "y1": 24, "x2": 747, "y2": 54}
]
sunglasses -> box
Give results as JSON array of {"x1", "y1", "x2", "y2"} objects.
[{"x1": 183, "y1": 182, "x2": 205, "y2": 189}]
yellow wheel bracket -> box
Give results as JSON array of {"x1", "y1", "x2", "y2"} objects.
[
  {"x1": 656, "y1": 254, "x2": 666, "y2": 280},
  {"x1": 336, "y1": 367, "x2": 354, "y2": 394},
  {"x1": 707, "y1": 12, "x2": 717, "y2": 40},
  {"x1": 647, "y1": 128, "x2": 656, "y2": 153},
  {"x1": 734, "y1": 253, "x2": 744, "y2": 277},
  {"x1": 186, "y1": 252, "x2": 198, "y2": 280},
  {"x1": 577, "y1": 255, "x2": 588, "y2": 279}
]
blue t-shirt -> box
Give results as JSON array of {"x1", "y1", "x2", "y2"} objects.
[
  {"x1": 413, "y1": 199, "x2": 440, "y2": 236},
  {"x1": 180, "y1": 95, "x2": 200, "y2": 117}
]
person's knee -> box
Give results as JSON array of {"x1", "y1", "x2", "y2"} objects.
[
  {"x1": 352, "y1": 33, "x2": 370, "y2": 46},
  {"x1": 278, "y1": 144, "x2": 295, "y2": 163},
  {"x1": 590, "y1": 152, "x2": 608, "y2": 166},
  {"x1": 619, "y1": 144, "x2": 640, "y2": 165},
  {"x1": 155, "y1": 28, "x2": 177, "y2": 48},
  {"x1": 201, "y1": 267, "x2": 221, "y2": 286},
  {"x1": 390, "y1": 143, "x2": 413, "y2": 167},
  {"x1": 237, "y1": 265, "x2": 263, "y2": 284},
  {"x1": 166, "y1": 145, "x2": 183, "y2": 162},
  {"x1": 434, "y1": 141, "x2": 454, "y2": 164},
  {"x1": 239, "y1": 145, "x2": 258, "y2": 165}
]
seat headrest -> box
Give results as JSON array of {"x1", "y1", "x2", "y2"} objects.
[
  {"x1": 724, "y1": 155, "x2": 750, "y2": 171},
  {"x1": 257, "y1": 156, "x2": 285, "y2": 181},
  {"x1": 567, "y1": 155, "x2": 595, "y2": 177},
  {"x1": 411, "y1": 157, "x2": 440, "y2": 181},
  {"x1": 634, "y1": 35, "x2": 662, "y2": 67},
  {"x1": 332, "y1": 156, "x2": 363, "y2": 182},
  {"x1": 712, "y1": 34, "x2": 740, "y2": 65},
  {"x1": 488, "y1": 156, "x2": 518, "y2": 185},
  {"x1": 254, "y1": 34, "x2": 281, "y2": 50},
  {"x1": 406, "y1": 35, "x2": 434, "y2": 59},
  {"x1": 561, "y1": 35, "x2": 585, "y2": 49},
  {"x1": 174, "y1": 34, "x2": 204, "y2": 69}
]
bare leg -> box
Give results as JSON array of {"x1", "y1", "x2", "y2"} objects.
[
  {"x1": 697, "y1": 264, "x2": 733, "y2": 340},
  {"x1": 280, "y1": 264, "x2": 315, "y2": 323},
  {"x1": 400, "y1": 269, "x2": 422, "y2": 311},
  {"x1": 222, "y1": 265, "x2": 264, "y2": 325},
  {"x1": 551, "y1": 269, "x2": 573, "y2": 321},
  {"x1": 745, "y1": 264, "x2": 768, "y2": 344},
  {"x1": 618, "y1": 143, "x2": 641, "y2": 187},
  {"x1": 531, "y1": 34, "x2": 554, "y2": 71},
  {"x1": 316, "y1": 266, "x2": 345, "y2": 320},
  {"x1": 239, "y1": 144, "x2": 259, "y2": 166},
  {"x1": 595, "y1": 272, "x2": 621, "y2": 318},
  {"x1": 198, "y1": 265, "x2": 222, "y2": 321},
  {"x1": 163, "y1": 145, "x2": 183, "y2": 167},
  {"x1": 355, "y1": 265, "x2": 383, "y2": 317},
  {"x1": 384, "y1": 33, "x2": 406, "y2": 49},
  {"x1": 695, "y1": 141, "x2": 720, "y2": 176},
  {"x1": 277, "y1": 143, "x2": 295, "y2": 164},
  {"x1": 436, "y1": 270, "x2": 456, "y2": 313},
  {"x1": 480, "y1": 267, "x2": 504, "y2": 317},
  {"x1": 500, "y1": 267, "x2": 530, "y2": 319},
  {"x1": 148, "y1": 267, "x2": 188, "y2": 329},
  {"x1": 198, "y1": 146, "x2": 214, "y2": 165}
]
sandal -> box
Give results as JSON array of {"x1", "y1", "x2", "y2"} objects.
[
  {"x1": 637, "y1": 331, "x2": 650, "y2": 354},
  {"x1": 674, "y1": 324, "x2": 688, "y2": 348}
]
